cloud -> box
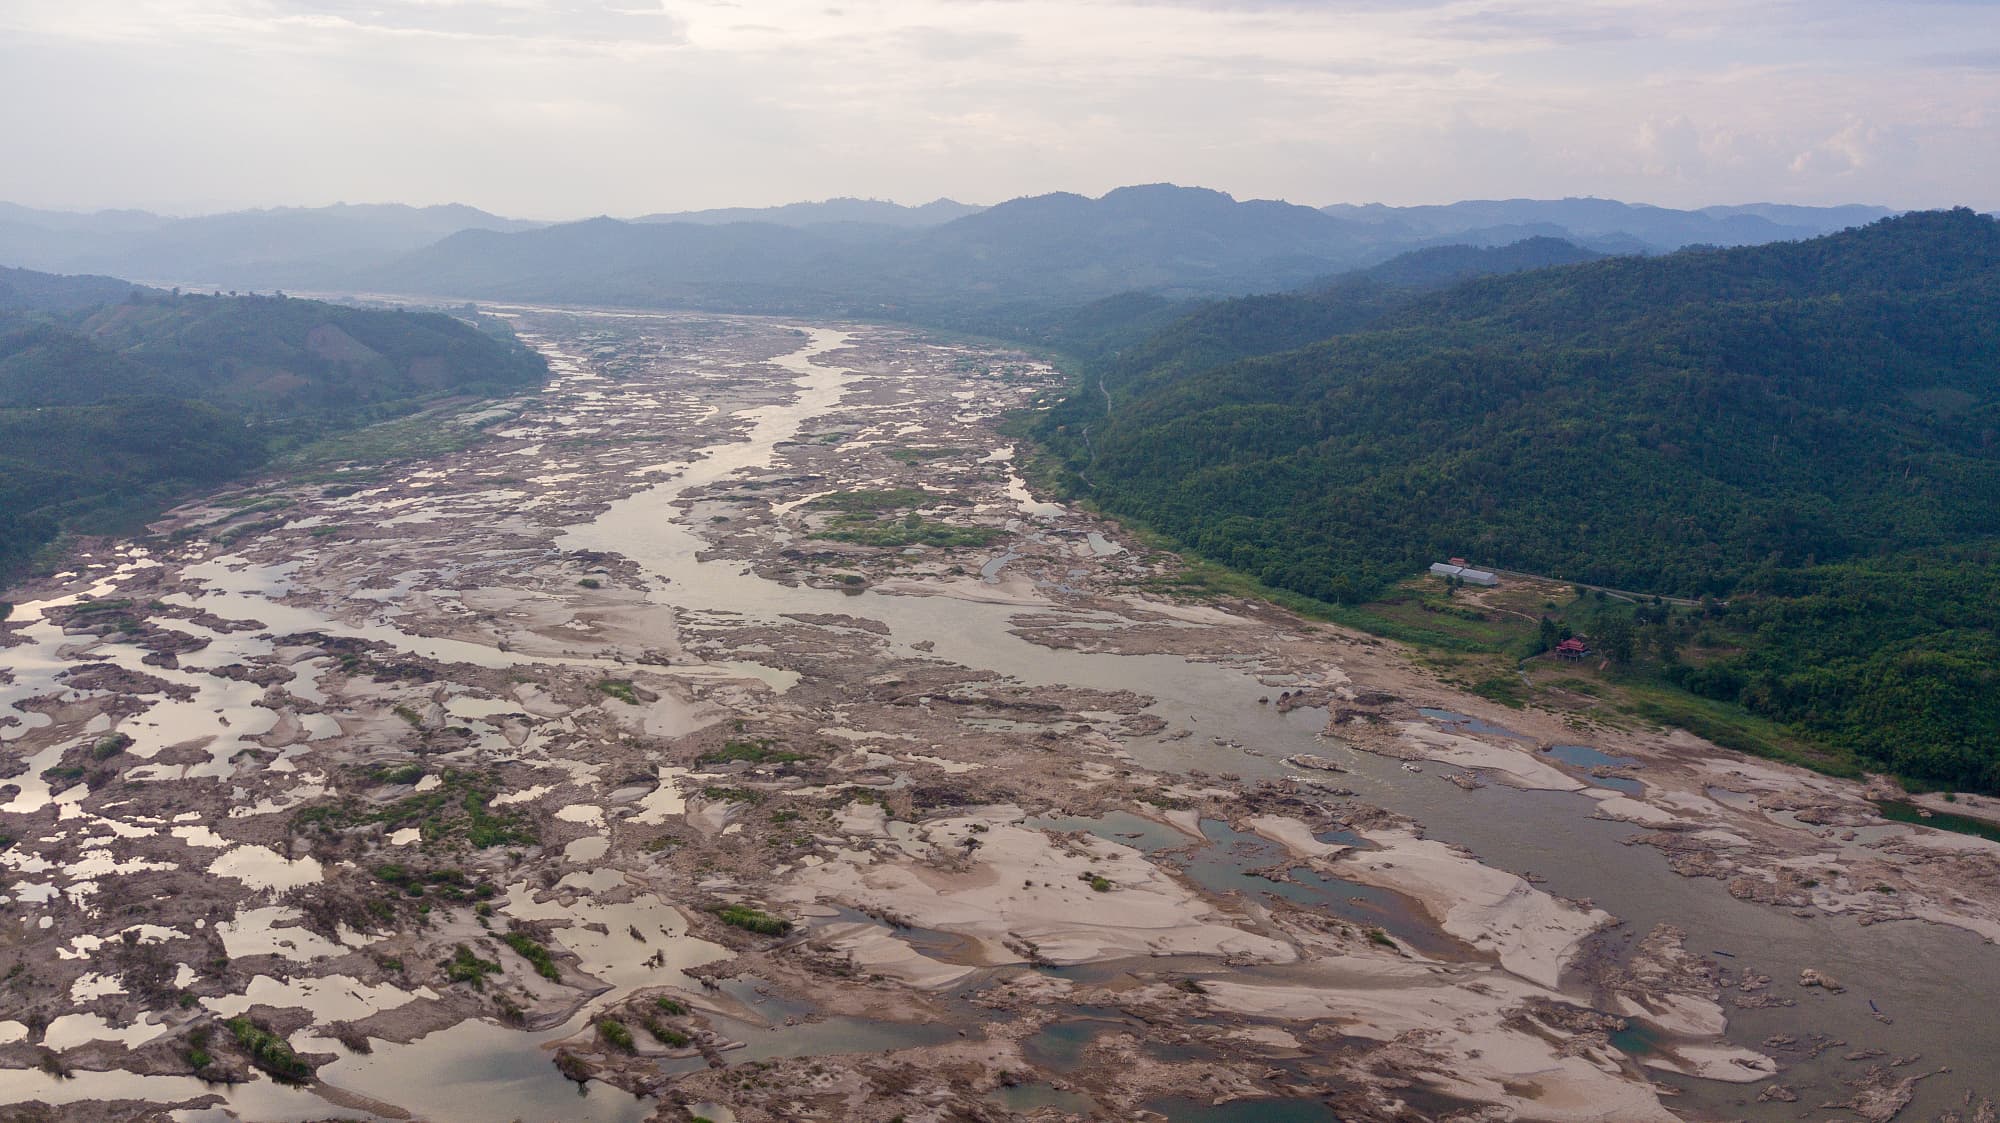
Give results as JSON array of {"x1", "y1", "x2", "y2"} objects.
[
  {"x1": 1788, "y1": 119, "x2": 1886, "y2": 176},
  {"x1": 0, "y1": 0, "x2": 1995, "y2": 214}
]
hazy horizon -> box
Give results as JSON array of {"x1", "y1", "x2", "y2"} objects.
[
  {"x1": 0, "y1": 187, "x2": 1934, "y2": 226},
  {"x1": 4, "y1": 1, "x2": 1997, "y2": 217}
]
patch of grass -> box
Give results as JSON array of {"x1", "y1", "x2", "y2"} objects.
[
  {"x1": 368, "y1": 762, "x2": 425, "y2": 786},
  {"x1": 500, "y1": 931, "x2": 562, "y2": 981},
  {"x1": 597, "y1": 1017, "x2": 635, "y2": 1053},
  {"x1": 1366, "y1": 928, "x2": 1397, "y2": 949},
  {"x1": 223, "y1": 1016, "x2": 313, "y2": 1082},
  {"x1": 391, "y1": 704, "x2": 424, "y2": 727},
  {"x1": 211, "y1": 516, "x2": 289, "y2": 546},
  {"x1": 184, "y1": 1026, "x2": 215, "y2": 1074},
  {"x1": 654, "y1": 996, "x2": 689, "y2": 1016},
  {"x1": 373, "y1": 863, "x2": 496, "y2": 902},
  {"x1": 881, "y1": 446, "x2": 956, "y2": 464},
  {"x1": 1619, "y1": 685, "x2": 1856, "y2": 777},
  {"x1": 596, "y1": 679, "x2": 640, "y2": 705},
  {"x1": 1466, "y1": 675, "x2": 1528, "y2": 709},
  {"x1": 445, "y1": 943, "x2": 501, "y2": 989},
  {"x1": 279, "y1": 406, "x2": 483, "y2": 469},
  {"x1": 90, "y1": 733, "x2": 133, "y2": 760},
  {"x1": 697, "y1": 739, "x2": 804, "y2": 767},
  {"x1": 700, "y1": 785, "x2": 761, "y2": 805},
  {"x1": 641, "y1": 1017, "x2": 690, "y2": 1047},
  {"x1": 577, "y1": 577, "x2": 601, "y2": 589},
  {"x1": 811, "y1": 514, "x2": 1003, "y2": 549},
  {"x1": 807, "y1": 488, "x2": 951, "y2": 514},
  {"x1": 715, "y1": 905, "x2": 791, "y2": 936},
  {"x1": 40, "y1": 765, "x2": 85, "y2": 791},
  {"x1": 290, "y1": 768, "x2": 536, "y2": 848}
]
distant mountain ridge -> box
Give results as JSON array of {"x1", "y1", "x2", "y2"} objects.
[
  {"x1": 0, "y1": 203, "x2": 541, "y2": 290},
  {"x1": 1320, "y1": 197, "x2": 1895, "y2": 253},
  {"x1": 0, "y1": 187, "x2": 1904, "y2": 311},
  {"x1": 634, "y1": 197, "x2": 982, "y2": 228},
  {"x1": 341, "y1": 186, "x2": 1900, "y2": 311}
]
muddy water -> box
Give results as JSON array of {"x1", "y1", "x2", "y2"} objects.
[
  {"x1": 9, "y1": 318, "x2": 1991, "y2": 1120},
  {"x1": 559, "y1": 323, "x2": 1999, "y2": 1119}
]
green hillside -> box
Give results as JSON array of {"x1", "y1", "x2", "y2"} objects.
[
  {"x1": 1032, "y1": 210, "x2": 2000, "y2": 791},
  {"x1": 0, "y1": 277, "x2": 547, "y2": 573}
]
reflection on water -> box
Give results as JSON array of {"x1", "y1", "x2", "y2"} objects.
[
  {"x1": 1417, "y1": 706, "x2": 1534, "y2": 741},
  {"x1": 550, "y1": 318, "x2": 2000, "y2": 1123},
  {"x1": 1543, "y1": 744, "x2": 1644, "y2": 793},
  {"x1": 1179, "y1": 822, "x2": 1457, "y2": 957},
  {"x1": 319, "y1": 1013, "x2": 650, "y2": 1123},
  {"x1": 1023, "y1": 809, "x2": 1195, "y2": 853},
  {"x1": 1874, "y1": 798, "x2": 2000, "y2": 844}
]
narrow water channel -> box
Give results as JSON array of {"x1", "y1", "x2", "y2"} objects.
[
  {"x1": 6, "y1": 318, "x2": 1992, "y2": 1121},
  {"x1": 555, "y1": 322, "x2": 1999, "y2": 1120}
]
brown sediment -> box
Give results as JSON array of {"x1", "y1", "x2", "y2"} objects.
[{"x1": 1, "y1": 311, "x2": 1994, "y2": 1123}]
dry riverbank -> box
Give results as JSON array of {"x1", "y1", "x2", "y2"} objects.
[{"x1": 1, "y1": 311, "x2": 1994, "y2": 1123}]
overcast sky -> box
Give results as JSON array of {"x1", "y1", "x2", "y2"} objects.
[{"x1": 2, "y1": 0, "x2": 1996, "y2": 218}]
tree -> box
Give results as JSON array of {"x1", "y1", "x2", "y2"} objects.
[
  {"x1": 1599, "y1": 615, "x2": 1636, "y2": 664},
  {"x1": 1652, "y1": 624, "x2": 1682, "y2": 665},
  {"x1": 1537, "y1": 616, "x2": 1560, "y2": 653}
]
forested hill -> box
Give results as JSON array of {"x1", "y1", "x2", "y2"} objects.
[
  {"x1": 1033, "y1": 209, "x2": 2000, "y2": 791},
  {"x1": 0, "y1": 274, "x2": 547, "y2": 574}
]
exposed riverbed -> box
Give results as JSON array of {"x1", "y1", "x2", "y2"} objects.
[{"x1": 2, "y1": 311, "x2": 1993, "y2": 1123}]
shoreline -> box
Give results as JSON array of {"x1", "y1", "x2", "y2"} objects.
[{"x1": 2, "y1": 310, "x2": 1994, "y2": 1123}]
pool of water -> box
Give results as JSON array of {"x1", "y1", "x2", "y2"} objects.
[
  {"x1": 13, "y1": 313, "x2": 1999, "y2": 1123},
  {"x1": 1416, "y1": 707, "x2": 1535, "y2": 741},
  {"x1": 1176, "y1": 822, "x2": 1458, "y2": 957},
  {"x1": 1544, "y1": 744, "x2": 1643, "y2": 793},
  {"x1": 1873, "y1": 799, "x2": 2000, "y2": 844},
  {"x1": 986, "y1": 1081, "x2": 1097, "y2": 1114},
  {"x1": 1023, "y1": 809, "x2": 1196, "y2": 853},
  {"x1": 1021, "y1": 1015, "x2": 1130, "y2": 1073},
  {"x1": 543, "y1": 316, "x2": 2000, "y2": 1123}
]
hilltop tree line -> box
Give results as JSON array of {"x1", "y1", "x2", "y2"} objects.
[
  {"x1": 0, "y1": 273, "x2": 547, "y2": 573},
  {"x1": 1030, "y1": 211, "x2": 2000, "y2": 792}
]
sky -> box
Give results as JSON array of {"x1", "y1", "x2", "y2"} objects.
[{"x1": 1, "y1": 0, "x2": 1997, "y2": 218}]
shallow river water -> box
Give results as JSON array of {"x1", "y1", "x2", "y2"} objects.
[
  {"x1": 561, "y1": 323, "x2": 1999, "y2": 1120},
  {"x1": 4, "y1": 318, "x2": 1993, "y2": 1121}
]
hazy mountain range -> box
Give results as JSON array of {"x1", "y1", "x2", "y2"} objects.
[{"x1": 0, "y1": 187, "x2": 1904, "y2": 310}]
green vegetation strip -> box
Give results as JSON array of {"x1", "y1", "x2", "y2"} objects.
[
  {"x1": 291, "y1": 769, "x2": 536, "y2": 848},
  {"x1": 501, "y1": 931, "x2": 562, "y2": 980},
  {"x1": 715, "y1": 905, "x2": 791, "y2": 936},
  {"x1": 223, "y1": 1017, "x2": 313, "y2": 1082}
]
